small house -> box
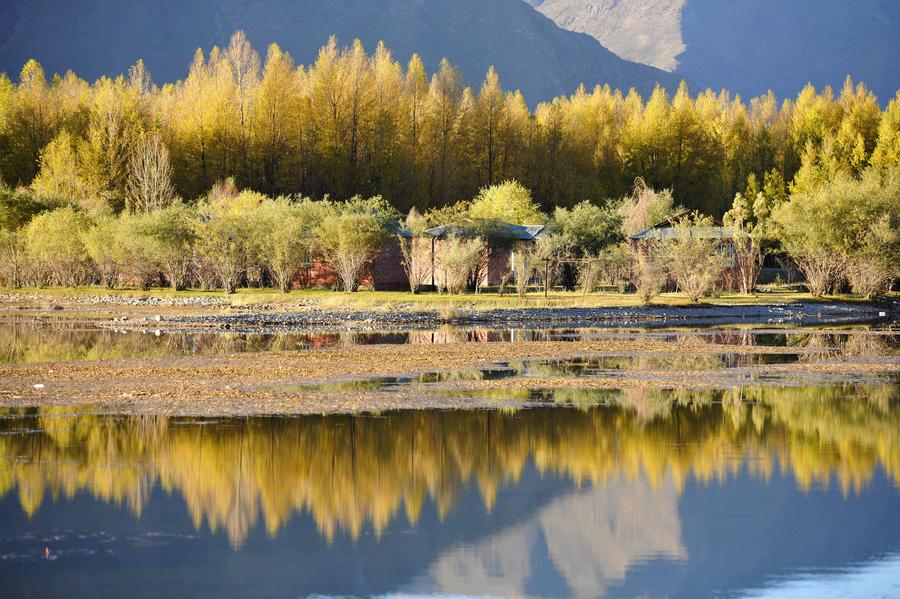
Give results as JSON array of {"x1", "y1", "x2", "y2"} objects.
[
  {"x1": 628, "y1": 211, "x2": 742, "y2": 290},
  {"x1": 422, "y1": 222, "x2": 546, "y2": 288}
]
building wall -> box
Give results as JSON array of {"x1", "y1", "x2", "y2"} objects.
[
  {"x1": 629, "y1": 238, "x2": 742, "y2": 292},
  {"x1": 292, "y1": 238, "x2": 410, "y2": 291},
  {"x1": 368, "y1": 237, "x2": 409, "y2": 291},
  {"x1": 486, "y1": 244, "x2": 514, "y2": 286},
  {"x1": 422, "y1": 238, "x2": 522, "y2": 290}
]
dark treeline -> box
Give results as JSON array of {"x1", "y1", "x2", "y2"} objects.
[{"x1": 1, "y1": 31, "x2": 899, "y2": 216}]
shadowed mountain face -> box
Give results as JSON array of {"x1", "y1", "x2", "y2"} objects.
[
  {"x1": 528, "y1": 0, "x2": 900, "y2": 102},
  {"x1": 0, "y1": 0, "x2": 681, "y2": 106}
]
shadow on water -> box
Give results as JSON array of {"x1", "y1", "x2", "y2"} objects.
[{"x1": 0, "y1": 383, "x2": 899, "y2": 598}]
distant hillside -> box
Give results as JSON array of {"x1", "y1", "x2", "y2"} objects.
[
  {"x1": 0, "y1": 0, "x2": 682, "y2": 105},
  {"x1": 528, "y1": 0, "x2": 900, "y2": 102},
  {"x1": 526, "y1": 0, "x2": 685, "y2": 72}
]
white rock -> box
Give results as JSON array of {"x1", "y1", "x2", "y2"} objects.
[{"x1": 33, "y1": 383, "x2": 45, "y2": 389}]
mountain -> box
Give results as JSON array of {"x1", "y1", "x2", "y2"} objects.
[
  {"x1": 0, "y1": 0, "x2": 682, "y2": 106},
  {"x1": 527, "y1": 0, "x2": 900, "y2": 102}
]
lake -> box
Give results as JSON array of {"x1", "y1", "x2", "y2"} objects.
[{"x1": 1, "y1": 381, "x2": 899, "y2": 598}]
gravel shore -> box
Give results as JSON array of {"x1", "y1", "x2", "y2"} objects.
[{"x1": 132, "y1": 301, "x2": 893, "y2": 333}]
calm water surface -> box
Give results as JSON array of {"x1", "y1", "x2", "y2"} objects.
[
  {"x1": 1, "y1": 383, "x2": 899, "y2": 598},
  {"x1": 2, "y1": 319, "x2": 897, "y2": 363}
]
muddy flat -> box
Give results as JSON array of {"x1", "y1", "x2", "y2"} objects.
[{"x1": 2, "y1": 332, "x2": 897, "y2": 416}]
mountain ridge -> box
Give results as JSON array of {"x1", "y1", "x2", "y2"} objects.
[
  {"x1": 0, "y1": 0, "x2": 683, "y2": 106},
  {"x1": 528, "y1": 0, "x2": 900, "y2": 102}
]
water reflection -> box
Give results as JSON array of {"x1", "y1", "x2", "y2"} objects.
[
  {"x1": 3, "y1": 319, "x2": 896, "y2": 364},
  {"x1": 1, "y1": 385, "x2": 899, "y2": 597},
  {"x1": 0, "y1": 320, "x2": 561, "y2": 363},
  {"x1": 1, "y1": 385, "x2": 897, "y2": 549}
]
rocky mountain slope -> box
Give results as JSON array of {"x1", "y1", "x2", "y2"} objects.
[
  {"x1": 528, "y1": 0, "x2": 900, "y2": 102},
  {"x1": 0, "y1": 0, "x2": 681, "y2": 106}
]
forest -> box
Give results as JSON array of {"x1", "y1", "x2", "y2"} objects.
[
  {"x1": 0, "y1": 32, "x2": 898, "y2": 299},
  {"x1": 1, "y1": 31, "x2": 899, "y2": 215}
]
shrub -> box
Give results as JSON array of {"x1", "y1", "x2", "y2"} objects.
[
  {"x1": 632, "y1": 252, "x2": 666, "y2": 304},
  {"x1": 194, "y1": 190, "x2": 264, "y2": 293},
  {"x1": 314, "y1": 196, "x2": 396, "y2": 292},
  {"x1": 435, "y1": 234, "x2": 484, "y2": 294},
  {"x1": 24, "y1": 207, "x2": 92, "y2": 286},
  {"x1": 664, "y1": 215, "x2": 728, "y2": 303}
]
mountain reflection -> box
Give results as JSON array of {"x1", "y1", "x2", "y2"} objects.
[{"x1": 0, "y1": 384, "x2": 898, "y2": 549}]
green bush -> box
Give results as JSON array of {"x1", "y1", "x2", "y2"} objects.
[
  {"x1": 314, "y1": 196, "x2": 396, "y2": 292},
  {"x1": 24, "y1": 207, "x2": 92, "y2": 286}
]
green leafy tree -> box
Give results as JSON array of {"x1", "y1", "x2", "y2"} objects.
[
  {"x1": 773, "y1": 169, "x2": 898, "y2": 297},
  {"x1": 31, "y1": 132, "x2": 106, "y2": 214},
  {"x1": 82, "y1": 217, "x2": 122, "y2": 287},
  {"x1": 141, "y1": 202, "x2": 197, "y2": 290},
  {"x1": 551, "y1": 200, "x2": 623, "y2": 257},
  {"x1": 24, "y1": 207, "x2": 91, "y2": 286},
  {"x1": 468, "y1": 180, "x2": 543, "y2": 224},
  {"x1": 314, "y1": 196, "x2": 396, "y2": 292},
  {"x1": 0, "y1": 184, "x2": 45, "y2": 230},
  {"x1": 256, "y1": 197, "x2": 323, "y2": 292},
  {"x1": 194, "y1": 188, "x2": 265, "y2": 293},
  {"x1": 0, "y1": 227, "x2": 27, "y2": 287},
  {"x1": 434, "y1": 234, "x2": 484, "y2": 294},
  {"x1": 723, "y1": 185, "x2": 780, "y2": 294},
  {"x1": 116, "y1": 213, "x2": 161, "y2": 290},
  {"x1": 664, "y1": 214, "x2": 728, "y2": 302}
]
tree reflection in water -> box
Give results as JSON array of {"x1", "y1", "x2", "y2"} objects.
[{"x1": 0, "y1": 383, "x2": 897, "y2": 548}]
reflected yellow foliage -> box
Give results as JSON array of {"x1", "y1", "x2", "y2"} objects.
[{"x1": 0, "y1": 384, "x2": 898, "y2": 547}]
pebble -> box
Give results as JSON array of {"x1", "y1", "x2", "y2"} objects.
[
  {"x1": 157, "y1": 302, "x2": 890, "y2": 333},
  {"x1": 1, "y1": 292, "x2": 227, "y2": 307}
]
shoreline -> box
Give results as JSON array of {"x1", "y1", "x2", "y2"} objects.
[{"x1": 1, "y1": 289, "x2": 896, "y2": 333}]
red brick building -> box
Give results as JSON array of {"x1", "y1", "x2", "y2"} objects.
[
  {"x1": 294, "y1": 236, "x2": 410, "y2": 291},
  {"x1": 421, "y1": 223, "x2": 546, "y2": 288},
  {"x1": 291, "y1": 222, "x2": 546, "y2": 292}
]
